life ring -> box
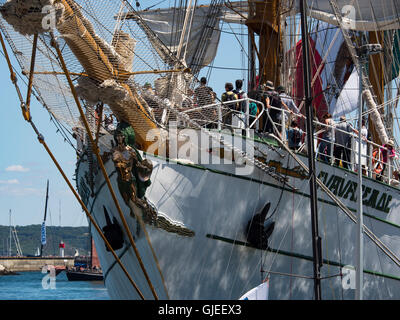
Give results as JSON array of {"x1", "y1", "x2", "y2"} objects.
[{"x1": 372, "y1": 149, "x2": 384, "y2": 174}]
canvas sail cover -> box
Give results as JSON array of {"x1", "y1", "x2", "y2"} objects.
[
  {"x1": 138, "y1": 6, "x2": 221, "y2": 68},
  {"x1": 304, "y1": 1, "x2": 400, "y2": 31}
]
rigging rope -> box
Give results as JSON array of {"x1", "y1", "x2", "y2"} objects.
[
  {"x1": 0, "y1": 29, "x2": 145, "y2": 299},
  {"x1": 260, "y1": 179, "x2": 310, "y2": 289},
  {"x1": 335, "y1": 205, "x2": 344, "y2": 300},
  {"x1": 266, "y1": 155, "x2": 291, "y2": 221},
  {"x1": 50, "y1": 33, "x2": 161, "y2": 300},
  {"x1": 271, "y1": 132, "x2": 400, "y2": 270},
  {"x1": 0, "y1": 45, "x2": 77, "y2": 152},
  {"x1": 367, "y1": 216, "x2": 388, "y2": 299}
]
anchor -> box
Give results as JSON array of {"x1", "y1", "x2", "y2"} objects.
[
  {"x1": 102, "y1": 206, "x2": 125, "y2": 251},
  {"x1": 246, "y1": 202, "x2": 275, "y2": 250}
]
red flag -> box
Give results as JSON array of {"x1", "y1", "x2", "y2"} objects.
[{"x1": 294, "y1": 37, "x2": 329, "y2": 121}]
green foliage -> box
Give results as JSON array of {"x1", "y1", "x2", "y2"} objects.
[{"x1": 0, "y1": 225, "x2": 90, "y2": 257}]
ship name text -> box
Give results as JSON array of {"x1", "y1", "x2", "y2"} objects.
[{"x1": 318, "y1": 171, "x2": 392, "y2": 213}]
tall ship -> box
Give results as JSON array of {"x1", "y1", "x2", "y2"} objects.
[{"x1": 1, "y1": 0, "x2": 400, "y2": 299}]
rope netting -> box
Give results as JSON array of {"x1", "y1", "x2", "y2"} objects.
[{"x1": 0, "y1": 0, "x2": 228, "y2": 147}]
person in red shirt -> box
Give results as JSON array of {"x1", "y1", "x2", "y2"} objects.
[{"x1": 378, "y1": 139, "x2": 396, "y2": 181}]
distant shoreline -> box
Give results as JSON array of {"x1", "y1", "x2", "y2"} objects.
[{"x1": 0, "y1": 225, "x2": 91, "y2": 257}]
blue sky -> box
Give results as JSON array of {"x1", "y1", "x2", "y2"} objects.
[{"x1": 0, "y1": 49, "x2": 87, "y2": 227}]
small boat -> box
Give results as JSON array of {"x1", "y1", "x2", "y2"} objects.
[
  {"x1": 66, "y1": 268, "x2": 103, "y2": 281},
  {"x1": 66, "y1": 238, "x2": 103, "y2": 281}
]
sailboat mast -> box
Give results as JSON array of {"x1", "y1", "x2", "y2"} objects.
[
  {"x1": 40, "y1": 180, "x2": 49, "y2": 257},
  {"x1": 8, "y1": 209, "x2": 11, "y2": 256},
  {"x1": 299, "y1": 0, "x2": 322, "y2": 300}
]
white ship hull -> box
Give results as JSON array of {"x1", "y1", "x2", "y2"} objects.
[{"x1": 76, "y1": 133, "x2": 400, "y2": 299}]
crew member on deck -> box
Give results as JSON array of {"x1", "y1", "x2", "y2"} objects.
[{"x1": 333, "y1": 115, "x2": 358, "y2": 169}]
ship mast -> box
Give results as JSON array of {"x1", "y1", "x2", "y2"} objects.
[
  {"x1": 245, "y1": 0, "x2": 323, "y2": 298},
  {"x1": 368, "y1": 31, "x2": 386, "y2": 145},
  {"x1": 8, "y1": 209, "x2": 12, "y2": 256},
  {"x1": 246, "y1": 0, "x2": 282, "y2": 86},
  {"x1": 299, "y1": 0, "x2": 322, "y2": 300}
]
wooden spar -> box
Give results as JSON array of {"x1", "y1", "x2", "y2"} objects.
[
  {"x1": 25, "y1": 33, "x2": 38, "y2": 121},
  {"x1": 368, "y1": 31, "x2": 385, "y2": 145},
  {"x1": 59, "y1": 0, "x2": 117, "y2": 80},
  {"x1": 245, "y1": 0, "x2": 281, "y2": 86},
  {"x1": 33, "y1": 69, "x2": 189, "y2": 77},
  {"x1": 52, "y1": 35, "x2": 160, "y2": 299},
  {"x1": 58, "y1": 0, "x2": 159, "y2": 150}
]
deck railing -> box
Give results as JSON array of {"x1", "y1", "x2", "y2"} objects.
[
  {"x1": 181, "y1": 97, "x2": 265, "y2": 137},
  {"x1": 105, "y1": 94, "x2": 399, "y2": 187},
  {"x1": 192, "y1": 98, "x2": 399, "y2": 187},
  {"x1": 264, "y1": 105, "x2": 400, "y2": 187}
]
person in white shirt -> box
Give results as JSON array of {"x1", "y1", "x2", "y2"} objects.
[{"x1": 276, "y1": 85, "x2": 300, "y2": 114}]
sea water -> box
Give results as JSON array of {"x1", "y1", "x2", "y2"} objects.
[{"x1": 0, "y1": 271, "x2": 110, "y2": 300}]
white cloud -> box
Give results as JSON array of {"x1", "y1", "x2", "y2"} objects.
[
  {"x1": 0, "y1": 179, "x2": 19, "y2": 184},
  {"x1": 5, "y1": 165, "x2": 30, "y2": 172},
  {"x1": 0, "y1": 186, "x2": 41, "y2": 197}
]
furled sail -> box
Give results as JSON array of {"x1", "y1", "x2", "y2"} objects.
[
  {"x1": 138, "y1": 6, "x2": 221, "y2": 68},
  {"x1": 304, "y1": 1, "x2": 400, "y2": 31},
  {"x1": 196, "y1": 1, "x2": 400, "y2": 32}
]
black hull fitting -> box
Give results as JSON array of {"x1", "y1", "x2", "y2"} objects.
[{"x1": 66, "y1": 270, "x2": 103, "y2": 281}]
